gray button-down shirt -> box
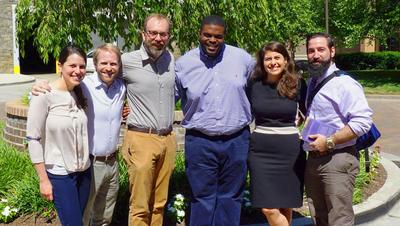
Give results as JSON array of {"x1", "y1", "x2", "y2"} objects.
[{"x1": 122, "y1": 44, "x2": 175, "y2": 130}]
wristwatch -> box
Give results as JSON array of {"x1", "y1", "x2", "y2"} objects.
[{"x1": 326, "y1": 136, "x2": 336, "y2": 151}]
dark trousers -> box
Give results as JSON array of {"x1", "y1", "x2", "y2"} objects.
[
  {"x1": 185, "y1": 127, "x2": 250, "y2": 226},
  {"x1": 305, "y1": 146, "x2": 359, "y2": 226},
  {"x1": 48, "y1": 168, "x2": 91, "y2": 226}
]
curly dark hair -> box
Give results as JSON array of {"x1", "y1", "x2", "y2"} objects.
[{"x1": 250, "y1": 41, "x2": 298, "y2": 99}]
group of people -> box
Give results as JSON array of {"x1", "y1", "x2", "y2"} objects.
[{"x1": 26, "y1": 13, "x2": 373, "y2": 226}]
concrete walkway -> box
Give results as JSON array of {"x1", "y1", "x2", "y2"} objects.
[{"x1": 0, "y1": 74, "x2": 36, "y2": 86}]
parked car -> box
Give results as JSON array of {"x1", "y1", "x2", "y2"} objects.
[
  {"x1": 295, "y1": 60, "x2": 308, "y2": 76},
  {"x1": 86, "y1": 50, "x2": 95, "y2": 73}
]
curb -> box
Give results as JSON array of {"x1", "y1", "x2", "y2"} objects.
[
  {"x1": 0, "y1": 74, "x2": 36, "y2": 86},
  {"x1": 354, "y1": 157, "x2": 400, "y2": 224},
  {"x1": 366, "y1": 94, "x2": 400, "y2": 100},
  {"x1": 241, "y1": 156, "x2": 400, "y2": 226}
]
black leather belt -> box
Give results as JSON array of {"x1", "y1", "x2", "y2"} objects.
[
  {"x1": 127, "y1": 125, "x2": 172, "y2": 136},
  {"x1": 90, "y1": 152, "x2": 117, "y2": 162}
]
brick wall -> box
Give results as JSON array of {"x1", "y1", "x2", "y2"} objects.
[
  {"x1": 0, "y1": 0, "x2": 18, "y2": 73},
  {"x1": 3, "y1": 99, "x2": 28, "y2": 149},
  {"x1": 3, "y1": 102, "x2": 187, "y2": 151}
]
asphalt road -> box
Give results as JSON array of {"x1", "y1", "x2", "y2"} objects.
[{"x1": 367, "y1": 96, "x2": 400, "y2": 156}]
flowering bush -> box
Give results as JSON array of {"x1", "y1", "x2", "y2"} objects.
[
  {"x1": 0, "y1": 198, "x2": 19, "y2": 223},
  {"x1": 242, "y1": 190, "x2": 252, "y2": 208},
  {"x1": 167, "y1": 193, "x2": 186, "y2": 223}
]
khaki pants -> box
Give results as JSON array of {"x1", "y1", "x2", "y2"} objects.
[
  {"x1": 83, "y1": 158, "x2": 119, "y2": 226},
  {"x1": 122, "y1": 130, "x2": 176, "y2": 226},
  {"x1": 305, "y1": 147, "x2": 359, "y2": 226}
]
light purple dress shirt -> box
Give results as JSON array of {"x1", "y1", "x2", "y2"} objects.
[
  {"x1": 175, "y1": 44, "x2": 255, "y2": 136},
  {"x1": 82, "y1": 73, "x2": 126, "y2": 156},
  {"x1": 303, "y1": 63, "x2": 373, "y2": 151}
]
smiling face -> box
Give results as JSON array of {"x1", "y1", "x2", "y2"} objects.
[
  {"x1": 263, "y1": 50, "x2": 287, "y2": 79},
  {"x1": 95, "y1": 50, "x2": 120, "y2": 87},
  {"x1": 59, "y1": 53, "x2": 86, "y2": 90},
  {"x1": 199, "y1": 24, "x2": 225, "y2": 57},
  {"x1": 307, "y1": 36, "x2": 335, "y2": 77},
  {"x1": 142, "y1": 17, "x2": 170, "y2": 60}
]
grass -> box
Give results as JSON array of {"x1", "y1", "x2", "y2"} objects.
[
  {"x1": 0, "y1": 122, "x2": 55, "y2": 222},
  {"x1": 349, "y1": 70, "x2": 400, "y2": 94}
]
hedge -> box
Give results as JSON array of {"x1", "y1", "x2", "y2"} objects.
[{"x1": 336, "y1": 51, "x2": 400, "y2": 70}]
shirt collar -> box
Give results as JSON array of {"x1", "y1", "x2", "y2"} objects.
[
  {"x1": 316, "y1": 63, "x2": 339, "y2": 84},
  {"x1": 139, "y1": 43, "x2": 151, "y2": 62},
  {"x1": 199, "y1": 43, "x2": 226, "y2": 65},
  {"x1": 139, "y1": 43, "x2": 168, "y2": 65},
  {"x1": 93, "y1": 71, "x2": 115, "y2": 90}
]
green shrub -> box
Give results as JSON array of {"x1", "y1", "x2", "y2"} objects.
[
  {"x1": 353, "y1": 148, "x2": 381, "y2": 204},
  {"x1": 20, "y1": 90, "x2": 30, "y2": 106},
  {"x1": 0, "y1": 122, "x2": 55, "y2": 222},
  {"x1": 336, "y1": 51, "x2": 400, "y2": 70}
]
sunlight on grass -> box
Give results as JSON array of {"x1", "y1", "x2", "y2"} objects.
[{"x1": 350, "y1": 70, "x2": 400, "y2": 94}]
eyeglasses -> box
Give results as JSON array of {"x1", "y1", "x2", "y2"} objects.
[{"x1": 145, "y1": 30, "x2": 170, "y2": 40}]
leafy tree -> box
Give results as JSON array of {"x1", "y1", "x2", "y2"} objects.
[
  {"x1": 327, "y1": 0, "x2": 400, "y2": 47},
  {"x1": 16, "y1": 0, "x2": 318, "y2": 62}
]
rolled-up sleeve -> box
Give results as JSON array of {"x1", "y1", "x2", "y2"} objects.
[
  {"x1": 340, "y1": 79, "x2": 373, "y2": 136},
  {"x1": 26, "y1": 93, "x2": 48, "y2": 164}
]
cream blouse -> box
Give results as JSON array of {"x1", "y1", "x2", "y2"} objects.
[{"x1": 26, "y1": 88, "x2": 90, "y2": 173}]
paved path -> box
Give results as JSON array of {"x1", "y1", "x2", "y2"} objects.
[
  {"x1": 367, "y1": 96, "x2": 400, "y2": 157},
  {"x1": 0, "y1": 74, "x2": 58, "y2": 120}
]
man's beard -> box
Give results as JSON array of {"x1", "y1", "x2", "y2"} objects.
[
  {"x1": 144, "y1": 41, "x2": 165, "y2": 61},
  {"x1": 308, "y1": 59, "x2": 331, "y2": 78}
]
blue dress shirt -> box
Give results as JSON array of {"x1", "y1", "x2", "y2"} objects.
[
  {"x1": 82, "y1": 73, "x2": 126, "y2": 156},
  {"x1": 175, "y1": 44, "x2": 255, "y2": 136}
]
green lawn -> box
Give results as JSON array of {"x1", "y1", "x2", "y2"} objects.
[{"x1": 350, "y1": 70, "x2": 400, "y2": 94}]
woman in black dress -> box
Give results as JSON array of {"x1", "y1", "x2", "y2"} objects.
[{"x1": 247, "y1": 41, "x2": 307, "y2": 226}]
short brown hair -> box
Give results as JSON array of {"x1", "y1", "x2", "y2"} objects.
[{"x1": 93, "y1": 43, "x2": 122, "y2": 66}]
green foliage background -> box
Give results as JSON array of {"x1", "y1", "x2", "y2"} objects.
[{"x1": 16, "y1": 0, "x2": 319, "y2": 62}]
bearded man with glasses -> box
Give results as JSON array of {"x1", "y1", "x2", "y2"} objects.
[{"x1": 121, "y1": 13, "x2": 176, "y2": 226}]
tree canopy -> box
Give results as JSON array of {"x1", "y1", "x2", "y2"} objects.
[
  {"x1": 327, "y1": 0, "x2": 400, "y2": 47},
  {"x1": 16, "y1": 0, "x2": 400, "y2": 62},
  {"x1": 16, "y1": 0, "x2": 319, "y2": 62}
]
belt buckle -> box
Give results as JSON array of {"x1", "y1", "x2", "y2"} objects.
[{"x1": 158, "y1": 129, "x2": 165, "y2": 136}]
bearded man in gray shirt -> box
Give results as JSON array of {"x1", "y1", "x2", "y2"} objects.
[{"x1": 121, "y1": 13, "x2": 176, "y2": 226}]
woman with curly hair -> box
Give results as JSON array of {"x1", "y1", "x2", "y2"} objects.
[{"x1": 247, "y1": 41, "x2": 307, "y2": 226}]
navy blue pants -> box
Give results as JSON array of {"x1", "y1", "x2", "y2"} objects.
[
  {"x1": 47, "y1": 168, "x2": 91, "y2": 226},
  {"x1": 185, "y1": 127, "x2": 250, "y2": 226}
]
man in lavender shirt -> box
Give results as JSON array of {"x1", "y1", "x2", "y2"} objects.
[
  {"x1": 175, "y1": 15, "x2": 254, "y2": 226},
  {"x1": 303, "y1": 33, "x2": 373, "y2": 226}
]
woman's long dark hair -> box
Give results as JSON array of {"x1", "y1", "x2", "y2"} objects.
[
  {"x1": 251, "y1": 41, "x2": 298, "y2": 99},
  {"x1": 59, "y1": 45, "x2": 87, "y2": 109}
]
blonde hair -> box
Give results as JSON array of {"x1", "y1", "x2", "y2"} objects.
[{"x1": 93, "y1": 43, "x2": 122, "y2": 66}]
